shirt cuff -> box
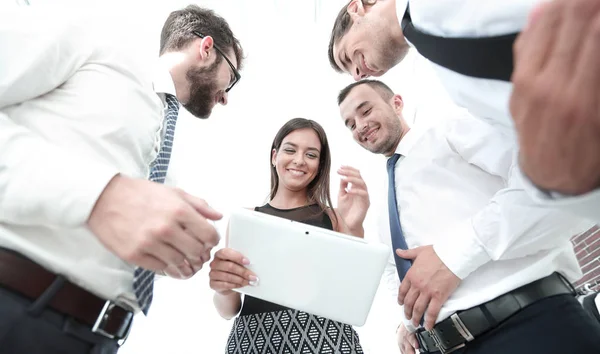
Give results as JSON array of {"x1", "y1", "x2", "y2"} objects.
[
  {"x1": 518, "y1": 169, "x2": 600, "y2": 223},
  {"x1": 433, "y1": 220, "x2": 492, "y2": 279},
  {"x1": 399, "y1": 309, "x2": 419, "y2": 333}
]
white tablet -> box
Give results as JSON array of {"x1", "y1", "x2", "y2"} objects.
[{"x1": 227, "y1": 208, "x2": 390, "y2": 327}]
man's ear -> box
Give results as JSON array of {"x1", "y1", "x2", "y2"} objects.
[
  {"x1": 198, "y1": 36, "x2": 214, "y2": 61},
  {"x1": 347, "y1": 0, "x2": 367, "y2": 21},
  {"x1": 391, "y1": 94, "x2": 404, "y2": 115}
]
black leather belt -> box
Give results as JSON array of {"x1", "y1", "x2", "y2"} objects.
[
  {"x1": 0, "y1": 248, "x2": 133, "y2": 343},
  {"x1": 416, "y1": 273, "x2": 574, "y2": 353}
]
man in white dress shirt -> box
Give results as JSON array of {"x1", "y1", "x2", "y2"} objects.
[
  {"x1": 327, "y1": 0, "x2": 600, "y2": 223},
  {"x1": 337, "y1": 79, "x2": 600, "y2": 353},
  {"x1": 0, "y1": 5, "x2": 242, "y2": 353}
]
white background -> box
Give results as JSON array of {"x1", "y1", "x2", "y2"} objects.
[{"x1": 2, "y1": 0, "x2": 462, "y2": 352}]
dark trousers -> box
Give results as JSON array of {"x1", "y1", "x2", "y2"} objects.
[
  {"x1": 0, "y1": 285, "x2": 120, "y2": 354},
  {"x1": 456, "y1": 294, "x2": 600, "y2": 354}
]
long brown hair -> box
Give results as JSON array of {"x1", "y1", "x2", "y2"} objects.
[{"x1": 269, "y1": 118, "x2": 336, "y2": 222}]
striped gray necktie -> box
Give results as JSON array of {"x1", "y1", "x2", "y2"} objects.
[{"x1": 133, "y1": 93, "x2": 180, "y2": 315}]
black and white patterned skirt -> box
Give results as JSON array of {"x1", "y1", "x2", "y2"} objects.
[{"x1": 225, "y1": 309, "x2": 364, "y2": 353}]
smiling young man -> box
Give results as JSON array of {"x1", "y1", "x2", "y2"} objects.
[
  {"x1": 328, "y1": 0, "x2": 532, "y2": 129},
  {"x1": 336, "y1": 79, "x2": 600, "y2": 354},
  {"x1": 328, "y1": 0, "x2": 600, "y2": 225}
]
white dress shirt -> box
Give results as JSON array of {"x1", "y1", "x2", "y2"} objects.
[
  {"x1": 0, "y1": 7, "x2": 168, "y2": 311},
  {"x1": 398, "y1": 0, "x2": 600, "y2": 223},
  {"x1": 381, "y1": 113, "x2": 594, "y2": 325}
]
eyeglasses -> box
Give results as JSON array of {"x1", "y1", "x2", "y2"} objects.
[{"x1": 193, "y1": 31, "x2": 241, "y2": 93}]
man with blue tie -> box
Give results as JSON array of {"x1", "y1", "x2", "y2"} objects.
[
  {"x1": 337, "y1": 79, "x2": 600, "y2": 353},
  {"x1": 0, "y1": 4, "x2": 242, "y2": 353},
  {"x1": 328, "y1": 0, "x2": 600, "y2": 224}
]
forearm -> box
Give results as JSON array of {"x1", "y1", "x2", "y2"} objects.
[
  {"x1": 0, "y1": 115, "x2": 119, "y2": 226},
  {"x1": 335, "y1": 212, "x2": 365, "y2": 238},
  {"x1": 440, "y1": 117, "x2": 592, "y2": 278},
  {"x1": 340, "y1": 222, "x2": 365, "y2": 238},
  {"x1": 434, "y1": 181, "x2": 593, "y2": 279},
  {"x1": 213, "y1": 291, "x2": 242, "y2": 320}
]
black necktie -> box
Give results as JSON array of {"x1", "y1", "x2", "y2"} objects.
[{"x1": 401, "y1": 4, "x2": 518, "y2": 82}]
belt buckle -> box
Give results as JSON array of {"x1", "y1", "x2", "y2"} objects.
[
  {"x1": 416, "y1": 329, "x2": 433, "y2": 352},
  {"x1": 91, "y1": 300, "x2": 134, "y2": 346},
  {"x1": 429, "y1": 329, "x2": 465, "y2": 354},
  {"x1": 116, "y1": 317, "x2": 133, "y2": 347},
  {"x1": 424, "y1": 313, "x2": 474, "y2": 353}
]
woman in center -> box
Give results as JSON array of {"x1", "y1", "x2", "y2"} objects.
[{"x1": 209, "y1": 118, "x2": 370, "y2": 354}]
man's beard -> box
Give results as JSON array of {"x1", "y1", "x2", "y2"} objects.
[
  {"x1": 183, "y1": 59, "x2": 220, "y2": 119},
  {"x1": 372, "y1": 29, "x2": 410, "y2": 72},
  {"x1": 363, "y1": 117, "x2": 402, "y2": 155}
]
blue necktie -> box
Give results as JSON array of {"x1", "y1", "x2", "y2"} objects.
[
  {"x1": 133, "y1": 94, "x2": 180, "y2": 315},
  {"x1": 387, "y1": 154, "x2": 412, "y2": 281}
]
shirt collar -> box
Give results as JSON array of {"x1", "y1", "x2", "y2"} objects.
[
  {"x1": 394, "y1": 123, "x2": 425, "y2": 156},
  {"x1": 152, "y1": 62, "x2": 177, "y2": 98}
]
